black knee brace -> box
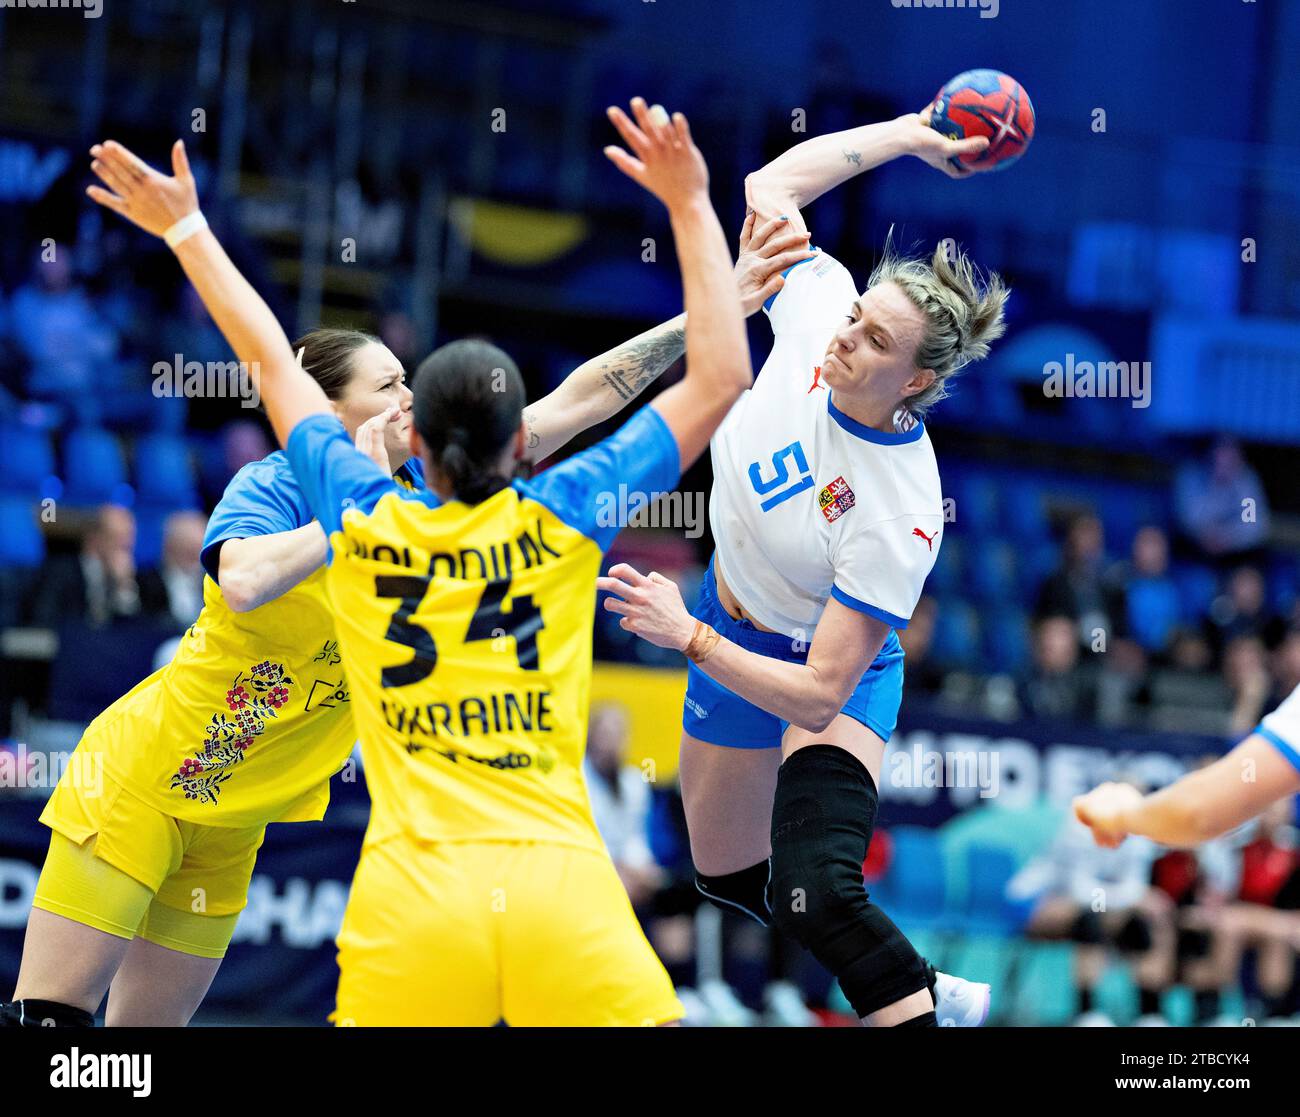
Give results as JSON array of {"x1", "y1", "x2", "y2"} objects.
[
  {"x1": 769, "y1": 745, "x2": 928, "y2": 1019},
  {"x1": 0, "y1": 999, "x2": 94, "y2": 1027},
  {"x1": 695, "y1": 859, "x2": 773, "y2": 926}
]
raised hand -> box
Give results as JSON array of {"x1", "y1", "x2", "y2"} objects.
[
  {"x1": 353, "y1": 405, "x2": 400, "y2": 475},
  {"x1": 734, "y1": 213, "x2": 815, "y2": 316},
  {"x1": 905, "y1": 108, "x2": 991, "y2": 180},
  {"x1": 604, "y1": 97, "x2": 709, "y2": 212},
  {"x1": 87, "y1": 139, "x2": 199, "y2": 238}
]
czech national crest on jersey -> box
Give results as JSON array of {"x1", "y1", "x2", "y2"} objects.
[{"x1": 818, "y1": 476, "x2": 855, "y2": 523}]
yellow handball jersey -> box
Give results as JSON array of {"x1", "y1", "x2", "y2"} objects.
[
  {"x1": 284, "y1": 405, "x2": 682, "y2": 851},
  {"x1": 81, "y1": 453, "x2": 428, "y2": 830}
]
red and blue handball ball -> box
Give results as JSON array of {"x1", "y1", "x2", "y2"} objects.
[{"x1": 928, "y1": 69, "x2": 1035, "y2": 172}]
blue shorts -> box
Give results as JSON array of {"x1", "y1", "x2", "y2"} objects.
[{"x1": 681, "y1": 559, "x2": 905, "y2": 750}]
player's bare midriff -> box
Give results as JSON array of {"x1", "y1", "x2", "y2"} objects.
[{"x1": 714, "y1": 562, "x2": 780, "y2": 633}]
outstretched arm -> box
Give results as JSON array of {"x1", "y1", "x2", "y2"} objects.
[
  {"x1": 595, "y1": 564, "x2": 888, "y2": 733},
  {"x1": 87, "y1": 139, "x2": 328, "y2": 449},
  {"x1": 604, "y1": 98, "x2": 752, "y2": 471},
  {"x1": 1073, "y1": 736, "x2": 1300, "y2": 849},
  {"x1": 522, "y1": 214, "x2": 814, "y2": 460},
  {"x1": 745, "y1": 109, "x2": 990, "y2": 234},
  {"x1": 523, "y1": 315, "x2": 687, "y2": 462}
]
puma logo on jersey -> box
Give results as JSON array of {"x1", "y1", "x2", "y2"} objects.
[
  {"x1": 807, "y1": 365, "x2": 825, "y2": 393},
  {"x1": 912, "y1": 527, "x2": 938, "y2": 550}
]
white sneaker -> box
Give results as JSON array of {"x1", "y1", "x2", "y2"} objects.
[
  {"x1": 697, "y1": 979, "x2": 758, "y2": 1027},
  {"x1": 933, "y1": 971, "x2": 991, "y2": 1027},
  {"x1": 1133, "y1": 1014, "x2": 1169, "y2": 1026},
  {"x1": 763, "y1": 980, "x2": 818, "y2": 1027},
  {"x1": 1074, "y1": 1011, "x2": 1116, "y2": 1027}
]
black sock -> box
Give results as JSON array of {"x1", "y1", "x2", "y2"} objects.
[
  {"x1": 1138, "y1": 988, "x2": 1162, "y2": 1016},
  {"x1": 897, "y1": 1010, "x2": 938, "y2": 1028},
  {"x1": 1078, "y1": 986, "x2": 1094, "y2": 1015}
]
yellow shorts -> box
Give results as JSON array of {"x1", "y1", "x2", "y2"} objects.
[
  {"x1": 34, "y1": 768, "x2": 266, "y2": 959},
  {"x1": 333, "y1": 837, "x2": 683, "y2": 1027}
]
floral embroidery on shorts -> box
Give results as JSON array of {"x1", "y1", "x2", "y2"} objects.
[{"x1": 170, "y1": 659, "x2": 295, "y2": 805}]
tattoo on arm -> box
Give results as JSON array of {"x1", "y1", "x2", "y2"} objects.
[
  {"x1": 598, "y1": 325, "x2": 686, "y2": 402},
  {"x1": 521, "y1": 407, "x2": 540, "y2": 449},
  {"x1": 843, "y1": 149, "x2": 862, "y2": 167}
]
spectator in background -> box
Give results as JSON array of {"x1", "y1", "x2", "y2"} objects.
[
  {"x1": 139, "y1": 511, "x2": 208, "y2": 630},
  {"x1": 1223, "y1": 635, "x2": 1274, "y2": 738},
  {"x1": 200, "y1": 419, "x2": 274, "y2": 508},
  {"x1": 1188, "y1": 799, "x2": 1300, "y2": 1023},
  {"x1": 1149, "y1": 769, "x2": 1244, "y2": 1026},
  {"x1": 1122, "y1": 526, "x2": 1181, "y2": 658},
  {"x1": 583, "y1": 703, "x2": 666, "y2": 909},
  {"x1": 33, "y1": 504, "x2": 141, "y2": 627},
  {"x1": 1174, "y1": 438, "x2": 1270, "y2": 567},
  {"x1": 1206, "y1": 566, "x2": 1274, "y2": 660},
  {"x1": 1008, "y1": 806, "x2": 1175, "y2": 1025},
  {"x1": 10, "y1": 252, "x2": 119, "y2": 426},
  {"x1": 1035, "y1": 513, "x2": 1126, "y2": 648},
  {"x1": 1272, "y1": 630, "x2": 1300, "y2": 708},
  {"x1": 1017, "y1": 615, "x2": 1098, "y2": 722}
]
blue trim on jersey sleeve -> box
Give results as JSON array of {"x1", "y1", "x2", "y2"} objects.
[
  {"x1": 520, "y1": 405, "x2": 681, "y2": 552},
  {"x1": 1257, "y1": 726, "x2": 1300, "y2": 776},
  {"x1": 830, "y1": 584, "x2": 910, "y2": 629},
  {"x1": 285, "y1": 413, "x2": 401, "y2": 539},
  {"x1": 827, "y1": 395, "x2": 925, "y2": 445},
  {"x1": 200, "y1": 454, "x2": 312, "y2": 583},
  {"x1": 762, "y1": 249, "x2": 820, "y2": 314}
]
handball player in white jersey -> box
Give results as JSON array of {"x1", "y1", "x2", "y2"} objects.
[{"x1": 599, "y1": 110, "x2": 1006, "y2": 1027}]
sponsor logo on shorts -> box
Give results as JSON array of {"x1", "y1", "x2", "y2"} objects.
[
  {"x1": 818, "y1": 475, "x2": 855, "y2": 523},
  {"x1": 683, "y1": 695, "x2": 708, "y2": 720}
]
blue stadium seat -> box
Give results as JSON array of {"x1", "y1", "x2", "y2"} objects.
[
  {"x1": 133, "y1": 505, "x2": 170, "y2": 570},
  {"x1": 982, "y1": 609, "x2": 1031, "y2": 674},
  {"x1": 0, "y1": 496, "x2": 45, "y2": 569},
  {"x1": 925, "y1": 536, "x2": 963, "y2": 596},
  {"x1": 882, "y1": 827, "x2": 950, "y2": 932},
  {"x1": 0, "y1": 422, "x2": 56, "y2": 496},
  {"x1": 967, "y1": 539, "x2": 1019, "y2": 604},
  {"x1": 133, "y1": 434, "x2": 198, "y2": 508},
  {"x1": 1022, "y1": 538, "x2": 1061, "y2": 587},
  {"x1": 61, "y1": 427, "x2": 131, "y2": 507},
  {"x1": 1000, "y1": 478, "x2": 1049, "y2": 545},
  {"x1": 931, "y1": 600, "x2": 980, "y2": 668},
  {"x1": 963, "y1": 844, "x2": 1021, "y2": 935},
  {"x1": 949, "y1": 474, "x2": 1000, "y2": 538},
  {"x1": 1172, "y1": 562, "x2": 1218, "y2": 624}
]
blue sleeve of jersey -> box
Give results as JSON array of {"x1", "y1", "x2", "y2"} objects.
[
  {"x1": 200, "y1": 458, "x2": 311, "y2": 583},
  {"x1": 285, "y1": 413, "x2": 400, "y2": 537},
  {"x1": 1258, "y1": 726, "x2": 1300, "y2": 775},
  {"x1": 526, "y1": 405, "x2": 681, "y2": 552}
]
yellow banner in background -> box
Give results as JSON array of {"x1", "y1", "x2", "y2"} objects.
[
  {"x1": 589, "y1": 664, "x2": 687, "y2": 783},
  {"x1": 449, "y1": 197, "x2": 588, "y2": 268}
]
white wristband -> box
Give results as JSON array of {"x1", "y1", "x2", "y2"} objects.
[{"x1": 164, "y1": 211, "x2": 208, "y2": 249}]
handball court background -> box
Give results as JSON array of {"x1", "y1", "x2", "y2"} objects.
[{"x1": 2, "y1": 0, "x2": 1300, "y2": 1026}]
